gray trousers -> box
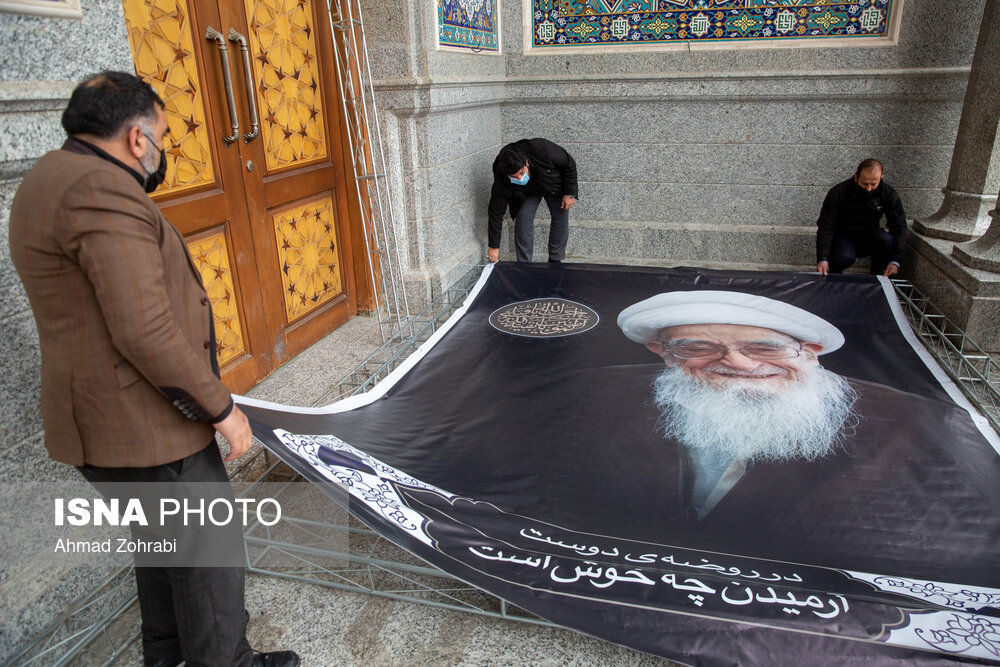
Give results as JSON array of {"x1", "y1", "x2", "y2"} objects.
[
  {"x1": 513, "y1": 194, "x2": 570, "y2": 262},
  {"x1": 78, "y1": 443, "x2": 253, "y2": 667}
]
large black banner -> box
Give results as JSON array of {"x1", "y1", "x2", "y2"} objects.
[{"x1": 237, "y1": 263, "x2": 1000, "y2": 665}]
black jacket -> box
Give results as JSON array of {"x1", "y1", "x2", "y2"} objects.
[
  {"x1": 816, "y1": 177, "x2": 907, "y2": 264},
  {"x1": 487, "y1": 138, "x2": 578, "y2": 248}
]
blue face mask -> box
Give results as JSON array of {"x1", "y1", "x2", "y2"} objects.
[{"x1": 509, "y1": 171, "x2": 529, "y2": 186}]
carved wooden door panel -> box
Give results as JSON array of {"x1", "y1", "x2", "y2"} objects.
[{"x1": 120, "y1": 0, "x2": 358, "y2": 393}]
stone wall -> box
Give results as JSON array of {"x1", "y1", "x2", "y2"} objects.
[
  {"x1": 0, "y1": 2, "x2": 133, "y2": 478},
  {"x1": 0, "y1": 5, "x2": 134, "y2": 660},
  {"x1": 368, "y1": 0, "x2": 984, "y2": 278},
  {"x1": 362, "y1": 0, "x2": 506, "y2": 307}
]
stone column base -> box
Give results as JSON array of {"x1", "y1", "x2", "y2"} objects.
[
  {"x1": 911, "y1": 188, "x2": 998, "y2": 242},
  {"x1": 905, "y1": 232, "x2": 1000, "y2": 353},
  {"x1": 952, "y1": 210, "x2": 1000, "y2": 272}
]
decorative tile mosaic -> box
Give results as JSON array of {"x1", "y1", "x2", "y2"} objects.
[
  {"x1": 438, "y1": 0, "x2": 500, "y2": 52},
  {"x1": 529, "y1": 0, "x2": 896, "y2": 50}
]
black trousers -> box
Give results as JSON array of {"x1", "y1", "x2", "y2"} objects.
[
  {"x1": 828, "y1": 228, "x2": 895, "y2": 274},
  {"x1": 512, "y1": 194, "x2": 570, "y2": 262},
  {"x1": 78, "y1": 442, "x2": 253, "y2": 667}
]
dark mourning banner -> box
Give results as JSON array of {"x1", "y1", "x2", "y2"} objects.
[{"x1": 237, "y1": 263, "x2": 1000, "y2": 666}]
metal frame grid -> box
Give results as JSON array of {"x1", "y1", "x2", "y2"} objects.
[
  {"x1": 891, "y1": 279, "x2": 1000, "y2": 435},
  {"x1": 313, "y1": 264, "x2": 484, "y2": 404},
  {"x1": 4, "y1": 568, "x2": 139, "y2": 667},
  {"x1": 11, "y1": 275, "x2": 1000, "y2": 666},
  {"x1": 326, "y1": 0, "x2": 410, "y2": 342}
]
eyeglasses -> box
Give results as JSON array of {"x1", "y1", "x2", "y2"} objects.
[{"x1": 663, "y1": 340, "x2": 802, "y2": 361}]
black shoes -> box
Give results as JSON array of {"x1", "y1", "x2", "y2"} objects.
[{"x1": 252, "y1": 650, "x2": 301, "y2": 667}]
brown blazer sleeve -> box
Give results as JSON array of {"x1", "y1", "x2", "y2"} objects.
[{"x1": 58, "y1": 169, "x2": 233, "y2": 421}]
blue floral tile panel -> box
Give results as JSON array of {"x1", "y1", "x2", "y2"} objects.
[
  {"x1": 530, "y1": 0, "x2": 896, "y2": 49},
  {"x1": 439, "y1": 0, "x2": 500, "y2": 52}
]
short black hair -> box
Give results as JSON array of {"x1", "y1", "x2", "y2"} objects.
[
  {"x1": 497, "y1": 146, "x2": 528, "y2": 177},
  {"x1": 61, "y1": 71, "x2": 165, "y2": 139},
  {"x1": 855, "y1": 158, "x2": 883, "y2": 177}
]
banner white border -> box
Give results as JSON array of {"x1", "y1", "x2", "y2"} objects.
[
  {"x1": 876, "y1": 275, "x2": 1000, "y2": 453},
  {"x1": 236, "y1": 264, "x2": 496, "y2": 415}
]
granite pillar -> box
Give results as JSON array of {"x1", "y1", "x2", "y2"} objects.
[
  {"x1": 907, "y1": 197, "x2": 1000, "y2": 351},
  {"x1": 953, "y1": 201, "x2": 1000, "y2": 271},
  {"x1": 905, "y1": 233, "x2": 1000, "y2": 353},
  {"x1": 906, "y1": 2, "x2": 1000, "y2": 352},
  {"x1": 912, "y1": 0, "x2": 1000, "y2": 241}
]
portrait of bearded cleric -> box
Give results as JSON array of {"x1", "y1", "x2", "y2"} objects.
[
  {"x1": 618, "y1": 291, "x2": 860, "y2": 520},
  {"x1": 590, "y1": 288, "x2": 998, "y2": 584}
]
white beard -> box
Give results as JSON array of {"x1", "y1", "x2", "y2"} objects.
[{"x1": 652, "y1": 365, "x2": 859, "y2": 464}]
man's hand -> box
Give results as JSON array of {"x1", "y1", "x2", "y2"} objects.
[
  {"x1": 561, "y1": 195, "x2": 575, "y2": 210},
  {"x1": 487, "y1": 247, "x2": 500, "y2": 263},
  {"x1": 883, "y1": 263, "x2": 899, "y2": 278},
  {"x1": 816, "y1": 261, "x2": 829, "y2": 276},
  {"x1": 215, "y1": 406, "x2": 252, "y2": 461}
]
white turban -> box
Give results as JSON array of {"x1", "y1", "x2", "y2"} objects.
[{"x1": 616, "y1": 290, "x2": 844, "y2": 354}]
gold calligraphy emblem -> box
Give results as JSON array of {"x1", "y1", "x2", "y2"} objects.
[{"x1": 489, "y1": 299, "x2": 599, "y2": 338}]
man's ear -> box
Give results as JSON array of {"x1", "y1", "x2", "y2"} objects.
[
  {"x1": 125, "y1": 125, "x2": 145, "y2": 161},
  {"x1": 803, "y1": 342, "x2": 824, "y2": 356}
]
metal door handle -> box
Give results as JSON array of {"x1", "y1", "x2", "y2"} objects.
[
  {"x1": 228, "y1": 28, "x2": 260, "y2": 143},
  {"x1": 206, "y1": 26, "x2": 239, "y2": 146}
]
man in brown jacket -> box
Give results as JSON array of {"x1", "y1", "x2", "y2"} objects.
[{"x1": 9, "y1": 72, "x2": 297, "y2": 667}]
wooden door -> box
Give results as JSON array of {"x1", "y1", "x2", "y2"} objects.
[
  {"x1": 120, "y1": 0, "x2": 359, "y2": 393},
  {"x1": 219, "y1": 0, "x2": 358, "y2": 363}
]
